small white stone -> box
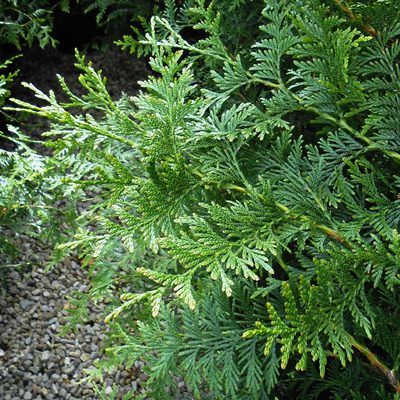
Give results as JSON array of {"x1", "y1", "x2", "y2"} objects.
[
  {"x1": 105, "y1": 386, "x2": 113, "y2": 395},
  {"x1": 40, "y1": 351, "x2": 50, "y2": 361},
  {"x1": 20, "y1": 300, "x2": 32, "y2": 310}
]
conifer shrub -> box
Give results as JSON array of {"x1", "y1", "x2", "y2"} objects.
[
  {"x1": 0, "y1": 0, "x2": 155, "y2": 49},
  {"x1": 0, "y1": 58, "x2": 73, "y2": 281},
  {"x1": 9, "y1": 0, "x2": 400, "y2": 398},
  {"x1": 0, "y1": 129, "x2": 56, "y2": 271},
  {"x1": 0, "y1": 0, "x2": 64, "y2": 49},
  {"x1": 79, "y1": 0, "x2": 155, "y2": 30}
]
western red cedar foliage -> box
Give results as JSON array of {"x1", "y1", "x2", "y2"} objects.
[
  {"x1": 0, "y1": 0, "x2": 153, "y2": 49},
  {"x1": 8, "y1": 0, "x2": 400, "y2": 398}
]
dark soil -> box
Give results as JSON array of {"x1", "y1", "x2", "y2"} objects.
[
  {"x1": 13, "y1": 44, "x2": 149, "y2": 102},
  {"x1": 2, "y1": 43, "x2": 149, "y2": 154}
]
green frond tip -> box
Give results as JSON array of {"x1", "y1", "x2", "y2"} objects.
[{"x1": 136, "y1": 267, "x2": 197, "y2": 310}]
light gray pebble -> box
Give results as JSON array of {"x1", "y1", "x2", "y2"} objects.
[
  {"x1": 40, "y1": 351, "x2": 51, "y2": 361},
  {"x1": 62, "y1": 365, "x2": 75, "y2": 374},
  {"x1": 20, "y1": 300, "x2": 32, "y2": 310},
  {"x1": 50, "y1": 323, "x2": 58, "y2": 331},
  {"x1": 56, "y1": 348, "x2": 65, "y2": 358},
  {"x1": 32, "y1": 383, "x2": 41, "y2": 393},
  {"x1": 51, "y1": 373, "x2": 61, "y2": 381},
  {"x1": 29, "y1": 366, "x2": 40, "y2": 374},
  {"x1": 90, "y1": 343, "x2": 97, "y2": 352},
  {"x1": 8, "y1": 365, "x2": 17, "y2": 374},
  {"x1": 51, "y1": 281, "x2": 62, "y2": 290},
  {"x1": 104, "y1": 386, "x2": 113, "y2": 395},
  {"x1": 80, "y1": 353, "x2": 90, "y2": 362},
  {"x1": 71, "y1": 261, "x2": 79, "y2": 270},
  {"x1": 51, "y1": 383, "x2": 58, "y2": 394},
  {"x1": 81, "y1": 360, "x2": 92, "y2": 368}
]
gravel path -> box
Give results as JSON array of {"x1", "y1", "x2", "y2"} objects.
[{"x1": 0, "y1": 237, "x2": 147, "y2": 399}]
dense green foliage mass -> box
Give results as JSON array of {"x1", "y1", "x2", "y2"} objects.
[
  {"x1": 4, "y1": 0, "x2": 400, "y2": 398},
  {"x1": 0, "y1": 58, "x2": 15, "y2": 105},
  {"x1": 0, "y1": 59, "x2": 69, "y2": 279},
  {"x1": 0, "y1": 0, "x2": 154, "y2": 49},
  {"x1": 0, "y1": 59, "x2": 48, "y2": 276},
  {"x1": 0, "y1": 0, "x2": 68, "y2": 48}
]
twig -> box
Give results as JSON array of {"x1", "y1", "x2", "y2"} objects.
[
  {"x1": 333, "y1": 0, "x2": 377, "y2": 37},
  {"x1": 348, "y1": 334, "x2": 400, "y2": 393}
]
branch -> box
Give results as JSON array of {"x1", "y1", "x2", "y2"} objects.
[
  {"x1": 333, "y1": 0, "x2": 377, "y2": 37},
  {"x1": 275, "y1": 202, "x2": 353, "y2": 249},
  {"x1": 348, "y1": 334, "x2": 400, "y2": 393}
]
